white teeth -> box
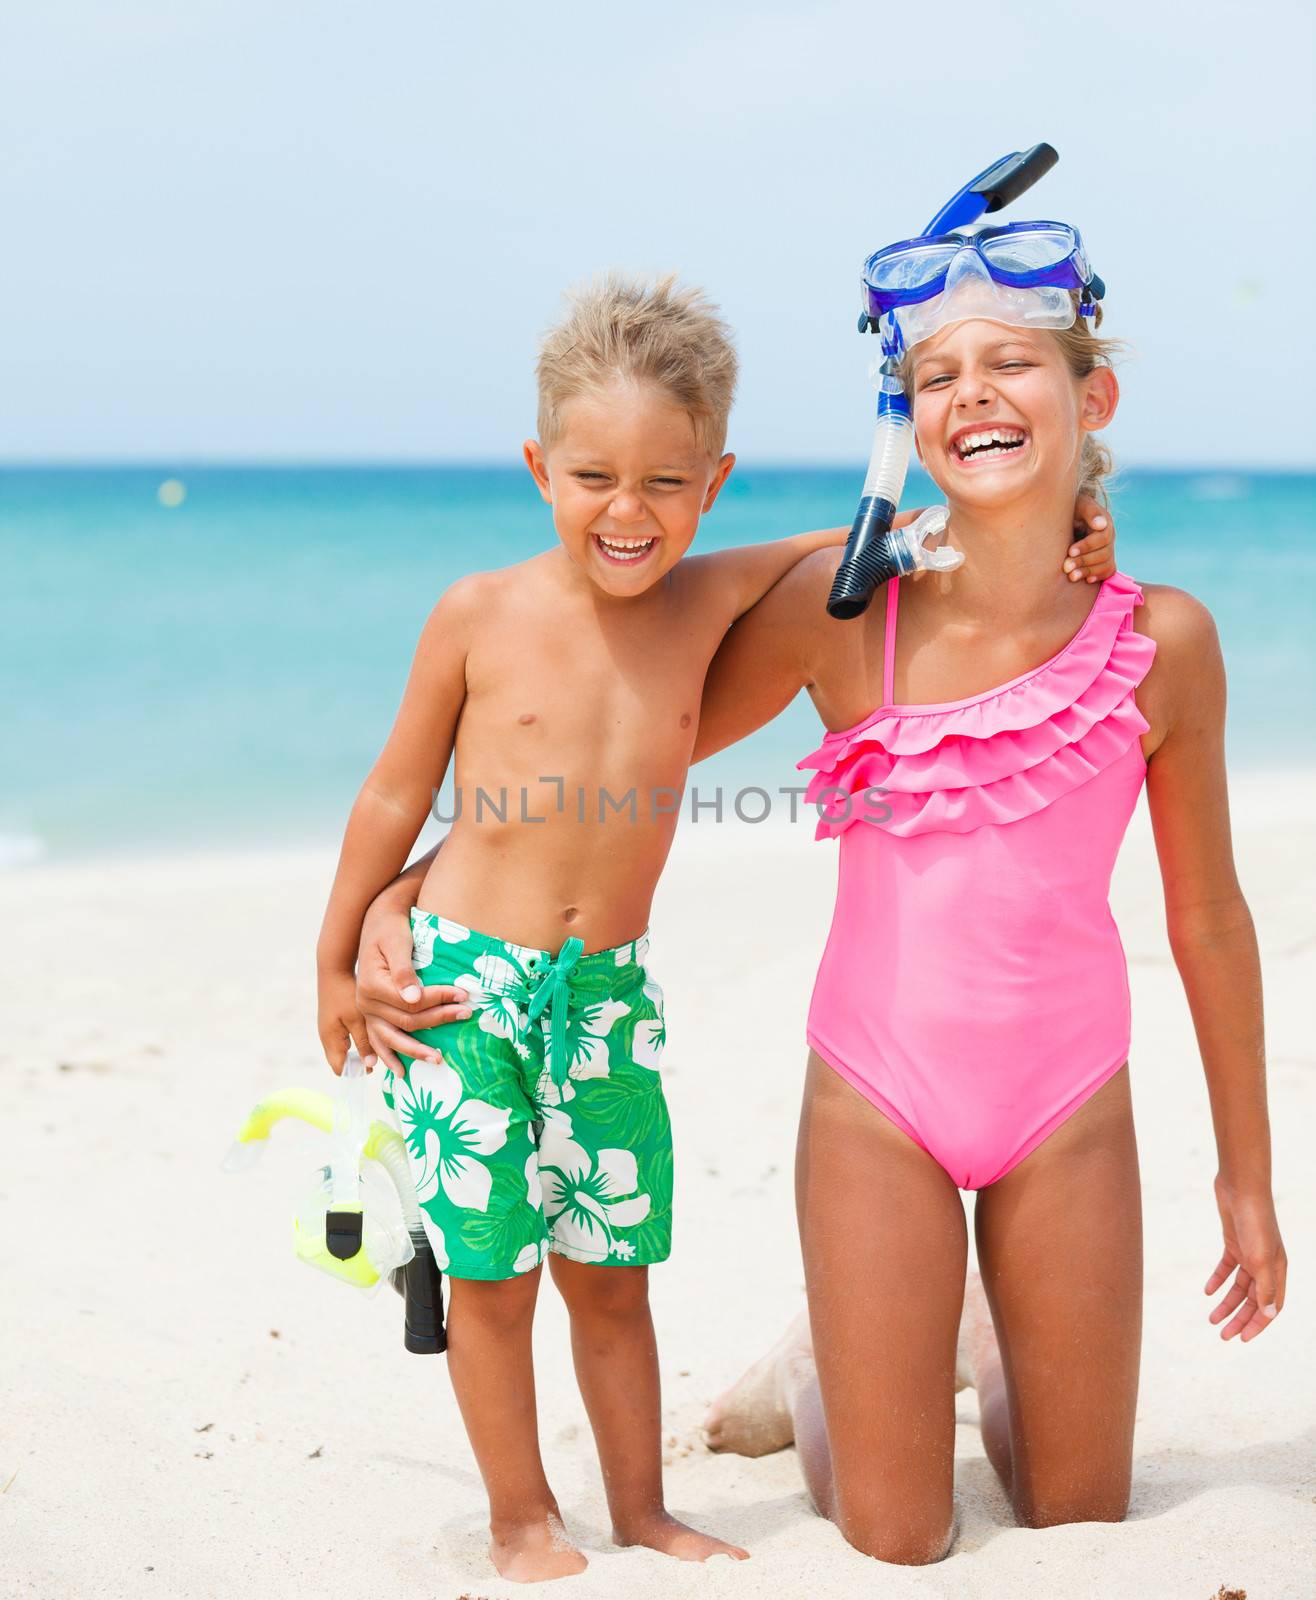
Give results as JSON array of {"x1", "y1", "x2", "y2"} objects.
[
  {"x1": 957, "y1": 428, "x2": 1025, "y2": 459},
  {"x1": 597, "y1": 534, "x2": 655, "y2": 562}
]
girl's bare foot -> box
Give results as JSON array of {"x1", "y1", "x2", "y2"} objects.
[
  {"x1": 614, "y1": 1510, "x2": 749, "y2": 1562},
  {"x1": 702, "y1": 1309, "x2": 813, "y2": 1457},
  {"x1": 955, "y1": 1270, "x2": 999, "y2": 1392},
  {"x1": 490, "y1": 1513, "x2": 588, "y2": 1583}
]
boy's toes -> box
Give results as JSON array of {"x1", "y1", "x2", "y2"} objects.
[{"x1": 614, "y1": 1513, "x2": 750, "y2": 1562}]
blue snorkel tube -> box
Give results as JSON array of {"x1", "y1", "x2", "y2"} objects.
[{"x1": 826, "y1": 143, "x2": 1061, "y2": 620}]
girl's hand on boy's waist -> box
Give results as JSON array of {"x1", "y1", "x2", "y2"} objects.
[{"x1": 354, "y1": 907, "x2": 471, "y2": 1077}]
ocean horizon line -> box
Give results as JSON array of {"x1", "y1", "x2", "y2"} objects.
[{"x1": 2, "y1": 458, "x2": 1314, "y2": 477}]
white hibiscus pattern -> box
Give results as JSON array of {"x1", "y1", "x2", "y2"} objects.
[
  {"x1": 410, "y1": 912, "x2": 472, "y2": 969},
  {"x1": 513, "y1": 1239, "x2": 547, "y2": 1274},
  {"x1": 454, "y1": 951, "x2": 534, "y2": 1060},
  {"x1": 533, "y1": 996, "x2": 631, "y2": 1107},
  {"x1": 539, "y1": 1140, "x2": 652, "y2": 1262},
  {"x1": 396, "y1": 1059, "x2": 511, "y2": 1213},
  {"x1": 632, "y1": 972, "x2": 665, "y2": 1072}
]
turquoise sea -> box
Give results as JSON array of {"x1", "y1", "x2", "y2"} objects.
[{"x1": 3, "y1": 466, "x2": 1314, "y2": 865}]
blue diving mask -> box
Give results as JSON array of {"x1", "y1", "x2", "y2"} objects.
[{"x1": 864, "y1": 221, "x2": 1104, "y2": 359}]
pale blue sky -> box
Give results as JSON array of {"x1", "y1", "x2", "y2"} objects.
[{"x1": 2, "y1": 0, "x2": 1313, "y2": 465}]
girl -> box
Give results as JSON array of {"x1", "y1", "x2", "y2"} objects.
[{"x1": 696, "y1": 247, "x2": 1287, "y2": 1562}]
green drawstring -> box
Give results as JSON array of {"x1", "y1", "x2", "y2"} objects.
[{"x1": 526, "y1": 936, "x2": 584, "y2": 1086}]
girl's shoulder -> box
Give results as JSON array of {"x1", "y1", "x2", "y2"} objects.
[
  {"x1": 1127, "y1": 582, "x2": 1226, "y2": 747},
  {"x1": 1128, "y1": 580, "x2": 1220, "y2": 660}
]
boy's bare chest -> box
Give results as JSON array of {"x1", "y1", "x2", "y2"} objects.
[{"x1": 460, "y1": 616, "x2": 710, "y2": 769}]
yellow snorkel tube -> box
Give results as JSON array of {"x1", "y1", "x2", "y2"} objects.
[{"x1": 224, "y1": 1053, "x2": 447, "y2": 1352}]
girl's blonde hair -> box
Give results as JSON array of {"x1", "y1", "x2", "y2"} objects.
[
  {"x1": 536, "y1": 272, "x2": 739, "y2": 459},
  {"x1": 1049, "y1": 298, "x2": 1126, "y2": 505},
  {"x1": 899, "y1": 293, "x2": 1125, "y2": 503}
]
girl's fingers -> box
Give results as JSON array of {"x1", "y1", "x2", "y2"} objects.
[
  {"x1": 1209, "y1": 1267, "x2": 1252, "y2": 1324},
  {"x1": 416, "y1": 983, "x2": 470, "y2": 1008},
  {"x1": 1238, "y1": 1303, "x2": 1277, "y2": 1342},
  {"x1": 1220, "y1": 1297, "x2": 1259, "y2": 1340},
  {"x1": 1204, "y1": 1251, "x2": 1236, "y2": 1295},
  {"x1": 357, "y1": 959, "x2": 411, "y2": 1008},
  {"x1": 399, "y1": 1001, "x2": 473, "y2": 1029},
  {"x1": 371, "y1": 1018, "x2": 443, "y2": 1067},
  {"x1": 1271, "y1": 1252, "x2": 1287, "y2": 1315},
  {"x1": 364, "y1": 1019, "x2": 404, "y2": 1078},
  {"x1": 1246, "y1": 1254, "x2": 1284, "y2": 1324},
  {"x1": 381, "y1": 937, "x2": 425, "y2": 1003},
  {"x1": 359, "y1": 995, "x2": 472, "y2": 1030}
]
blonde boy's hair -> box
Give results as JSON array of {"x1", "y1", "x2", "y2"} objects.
[{"x1": 536, "y1": 272, "x2": 739, "y2": 458}]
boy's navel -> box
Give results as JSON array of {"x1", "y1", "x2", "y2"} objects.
[
  {"x1": 563, "y1": 906, "x2": 579, "y2": 923},
  {"x1": 680, "y1": 712, "x2": 692, "y2": 728},
  {"x1": 518, "y1": 712, "x2": 537, "y2": 725}
]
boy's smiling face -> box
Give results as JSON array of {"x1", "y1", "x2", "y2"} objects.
[{"x1": 524, "y1": 378, "x2": 734, "y2": 596}]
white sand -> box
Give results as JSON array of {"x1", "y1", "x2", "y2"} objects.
[{"x1": 3, "y1": 770, "x2": 1313, "y2": 1599}]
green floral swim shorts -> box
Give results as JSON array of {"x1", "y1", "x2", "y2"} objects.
[{"x1": 381, "y1": 909, "x2": 673, "y2": 1281}]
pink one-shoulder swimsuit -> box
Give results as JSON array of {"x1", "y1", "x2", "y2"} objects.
[{"x1": 798, "y1": 570, "x2": 1158, "y2": 1190}]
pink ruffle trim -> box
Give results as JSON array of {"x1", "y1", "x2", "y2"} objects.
[{"x1": 799, "y1": 572, "x2": 1157, "y2": 839}]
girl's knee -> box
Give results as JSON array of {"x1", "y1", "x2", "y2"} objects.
[
  {"x1": 1016, "y1": 1480, "x2": 1131, "y2": 1529},
  {"x1": 838, "y1": 1510, "x2": 954, "y2": 1567}
]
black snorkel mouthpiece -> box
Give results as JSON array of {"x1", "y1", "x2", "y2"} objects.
[{"x1": 325, "y1": 1208, "x2": 364, "y2": 1261}]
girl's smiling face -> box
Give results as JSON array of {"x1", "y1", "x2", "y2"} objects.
[
  {"x1": 524, "y1": 378, "x2": 734, "y2": 597},
  {"x1": 908, "y1": 320, "x2": 1118, "y2": 511}
]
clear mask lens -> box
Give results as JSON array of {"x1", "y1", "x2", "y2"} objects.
[
  {"x1": 978, "y1": 225, "x2": 1076, "y2": 275},
  {"x1": 892, "y1": 247, "x2": 1076, "y2": 350},
  {"x1": 867, "y1": 240, "x2": 961, "y2": 296}
]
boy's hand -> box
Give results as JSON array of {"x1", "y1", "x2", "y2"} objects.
[
  {"x1": 1205, "y1": 1178, "x2": 1287, "y2": 1342},
  {"x1": 355, "y1": 904, "x2": 471, "y2": 1076},
  {"x1": 317, "y1": 967, "x2": 376, "y2": 1076},
  {"x1": 1064, "y1": 496, "x2": 1115, "y2": 583}
]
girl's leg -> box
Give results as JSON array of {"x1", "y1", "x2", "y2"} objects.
[
  {"x1": 548, "y1": 1255, "x2": 749, "y2": 1562},
  {"x1": 971, "y1": 1065, "x2": 1142, "y2": 1527},
  {"x1": 794, "y1": 1052, "x2": 968, "y2": 1565},
  {"x1": 445, "y1": 1269, "x2": 588, "y2": 1583}
]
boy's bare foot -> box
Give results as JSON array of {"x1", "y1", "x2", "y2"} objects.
[
  {"x1": 955, "y1": 1270, "x2": 999, "y2": 1392},
  {"x1": 489, "y1": 1514, "x2": 588, "y2": 1583},
  {"x1": 614, "y1": 1511, "x2": 749, "y2": 1562},
  {"x1": 702, "y1": 1309, "x2": 813, "y2": 1457}
]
